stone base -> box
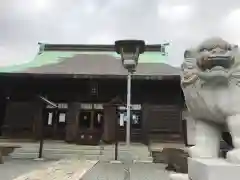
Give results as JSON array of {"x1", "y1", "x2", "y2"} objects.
[
  {"x1": 110, "y1": 160, "x2": 122, "y2": 164},
  {"x1": 169, "y1": 173, "x2": 189, "y2": 180},
  {"x1": 34, "y1": 158, "x2": 45, "y2": 161},
  {"x1": 188, "y1": 158, "x2": 240, "y2": 180}
]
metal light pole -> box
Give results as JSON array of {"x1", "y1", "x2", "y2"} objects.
[
  {"x1": 115, "y1": 40, "x2": 145, "y2": 146},
  {"x1": 126, "y1": 72, "x2": 131, "y2": 146},
  {"x1": 37, "y1": 95, "x2": 57, "y2": 159}
]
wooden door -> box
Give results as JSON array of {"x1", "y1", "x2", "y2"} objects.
[
  {"x1": 130, "y1": 110, "x2": 142, "y2": 142},
  {"x1": 102, "y1": 105, "x2": 117, "y2": 143},
  {"x1": 42, "y1": 108, "x2": 55, "y2": 139},
  {"x1": 117, "y1": 110, "x2": 126, "y2": 142},
  {"x1": 54, "y1": 111, "x2": 67, "y2": 139}
]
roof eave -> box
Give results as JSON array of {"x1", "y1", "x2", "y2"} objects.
[{"x1": 0, "y1": 72, "x2": 180, "y2": 80}]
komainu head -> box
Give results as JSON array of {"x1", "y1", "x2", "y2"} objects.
[{"x1": 181, "y1": 37, "x2": 239, "y2": 87}]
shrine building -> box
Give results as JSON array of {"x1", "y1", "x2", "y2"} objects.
[{"x1": 0, "y1": 43, "x2": 183, "y2": 145}]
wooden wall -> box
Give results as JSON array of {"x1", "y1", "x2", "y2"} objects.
[
  {"x1": 0, "y1": 76, "x2": 183, "y2": 143},
  {"x1": 142, "y1": 104, "x2": 183, "y2": 144},
  {"x1": 2, "y1": 101, "x2": 43, "y2": 139}
]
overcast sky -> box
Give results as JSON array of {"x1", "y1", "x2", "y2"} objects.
[{"x1": 1, "y1": 0, "x2": 240, "y2": 67}]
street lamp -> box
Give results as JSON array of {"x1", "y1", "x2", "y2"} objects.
[
  {"x1": 115, "y1": 40, "x2": 145, "y2": 146},
  {"x1": 37, "y1": 95, "x2": 57, "y2": 159}
]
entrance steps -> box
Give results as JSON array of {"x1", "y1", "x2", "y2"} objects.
[
  {"x1": 99, "y1": 143, "x2": 153, "y2": 162},
  {"x1": 7, "y1": 141, "x2": 101, "y2": 160},
  {"x1": 0, "y1": 141, "x2": 152, "y2": 162}
]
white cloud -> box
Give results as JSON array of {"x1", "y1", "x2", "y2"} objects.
[
  {"x1": 220, "y1": 8, "x2": 240, "y2": 44},
  {"x1": 87, "y1": 33, "x2": 117, "y2": 44},
  {"x1": 158, "y1": 4, "x2": 193, "y2": 22},
  {"x1": 0, "y1": 45, "x2": 37, "y2": 66},
  {"x1": 14, "y1": 0, "x2": 54, "y2": 15},
  {"x1": 33, "y1": 0, "x2": 51, "y2": 12},
  {"x1": 83, "y1": 2, "x2": 97, "y2": 14},
  {"x1": 1, "y1": 0, "x2": 240, "y2": 67}
]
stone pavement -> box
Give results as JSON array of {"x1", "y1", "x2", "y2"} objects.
[
  {"x1": 13, "y1": 159, "x2": 98, "y2": 180},
  {"x1": 82, "y1": 162, "x2": 170, "y2": 180},
  {"x1": 0, "y1": 140, "x2": 185, "y2": 180},
  {"x1": 0, "y1": 157, "x2": 170, "y2": 180},
  {"x1": 0, "y1": 158, "x2": 55, "y2": 180}
]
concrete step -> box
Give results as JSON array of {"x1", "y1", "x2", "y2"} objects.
[
  {"x1": 101, "y1": 153, "x2": 151, "y2": 159},
  {"x1": 0, "y1": 142, "x2": 101, "y2": 150},
  {"x1": 100, "y1": 151, "x2": 153, "y2": 162},
  {"x1": 102, "y1": 146, "x2": 149, "y2": 150},
  {"x1": 11, "y1": 151, "x2": 153, "y2": 162},
  {"x1": 11, "y1": 152, "x2": 101, "y2": 160},
  {"x1": 13, "y1": 148, "x2": 101, "y2": 155},
  {"x1": 7, "y1": 141, "x2": 152, "y2": 162}
]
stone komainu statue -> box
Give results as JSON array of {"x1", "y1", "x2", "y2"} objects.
[{"x1": 181, "y1": 37, "x2": 240, "y2": 163}]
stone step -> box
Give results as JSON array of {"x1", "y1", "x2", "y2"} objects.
[
  {"x1": 102, "y1": 149, "x2": 150, "y2": 154},
  {"x1": 0, "y1": 142, "x2": 101, "y2": 150},
  {"x1": 11, "y1": 151, "x2": 153, "y2": 162},
  {"x1": 7, "y1": 142, "x2": 152, "y2": 162},
  {"x1": 13, "y1": 148, "x2": 101, "y2": 155},
  {"x1": 100, "y1": 154, "x2": 152, "y2": 161},
  {"x1": 11, "y1": 152, "x2": 100, "y2": 160},
  {"x1": 11, "y1": 152, "x2": 39, "y2": 159},
  {"x1": 101, "y1": 153, "x2": 152, "y2": 159},
  {"x1": 12, "y1": 150, "x2": 152, "y2": 157},
  {"x1": 102, "y1": 146, "x2": 149, "y2": 150}
]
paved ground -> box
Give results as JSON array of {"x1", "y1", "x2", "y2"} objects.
[
  {"x1": 83, "y1": 162, "x2": 170, "y2": 180},
  {"x1": 0, "y1": 140, "x2": 180, "y2": 180},
  {"x1": 13, "y1": 159, "x2": 98, "y2": 180},
  {"x1": 0, "y1": 158, "x2": 170, "y2": 180},
  {"x1": 0, "y1": 158, "x2": 56, "y2": 180}
]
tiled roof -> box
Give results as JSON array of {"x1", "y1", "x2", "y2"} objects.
[{"x1": 0, "y1": 44, "x2": 180, "y2": 79}]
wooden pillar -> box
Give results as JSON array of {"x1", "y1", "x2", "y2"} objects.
[
  {"x1": 1, "y1": 100, "x2": 10, "y2": 137},
  {"x1": 34, "y1": 102, "x2": 44, "y2": 140},
  {"x1": 90, "y1": 107, "x2": 94, "y2": 130},
  {"x1": 53, "y1": 110, "x2": 58, "y2": 139},
  {"x1": 65, "y1": 102, "x2": 80, "y2": 142},
  {"x1": 102, "y1": 104, "x2": 117, "y2": 143},
  {"x1": 142, "y1": 103, "x2": 149, "y2": 145}
]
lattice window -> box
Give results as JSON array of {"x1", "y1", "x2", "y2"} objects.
[{"x1": 89, "y1": 81, "x2": 98, "y2": 96}]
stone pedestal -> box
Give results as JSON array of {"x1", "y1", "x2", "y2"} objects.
[
  {"x1": 170, "y1": 158, "x2": 240, "y2": 180},
  {"x1": 188, "y1": 158, "x2": 240, "y2": 180}
]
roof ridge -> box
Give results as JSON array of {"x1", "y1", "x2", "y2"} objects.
[{"x1": 39, "y1": 43, "x2": 164, "y2": 52}]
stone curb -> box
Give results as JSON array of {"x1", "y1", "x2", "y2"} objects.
[
  {"x1": 133, "y1": 160, "x2": 153, "y2": 163},
  {"x1": 110, "y1": 160, "x2": 123, "y2": 164},
  {"x1": 109, "y1": 160, "x2": 153, "y2": 164}
]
